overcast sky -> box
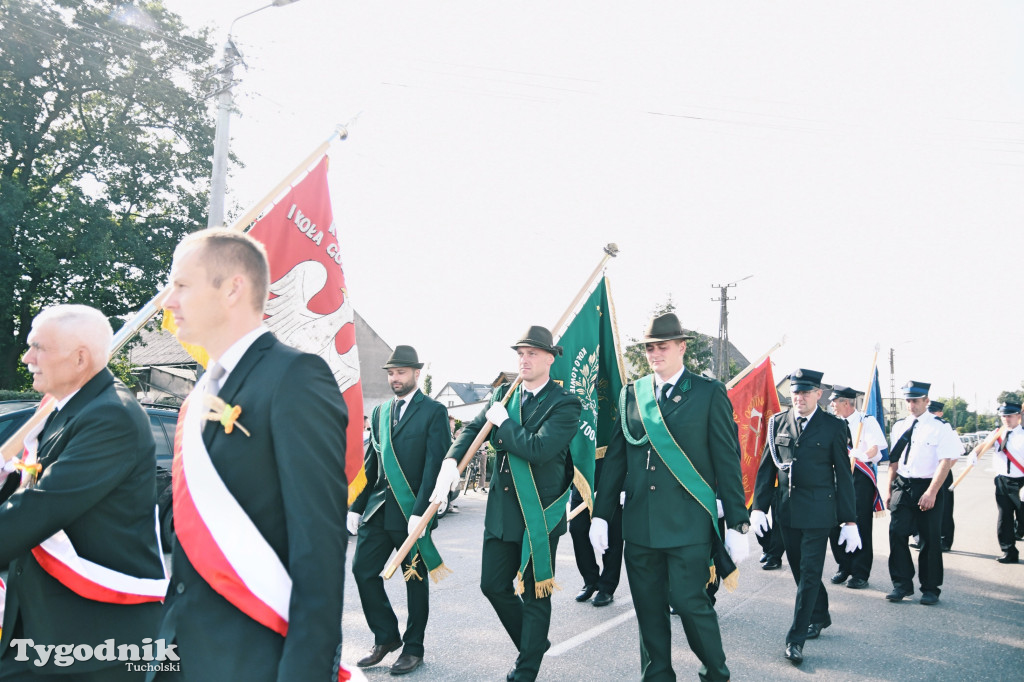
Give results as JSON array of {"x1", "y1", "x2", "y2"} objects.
[{"x1": 163, "y1": 0, "x2": 1023, "y2": 413}]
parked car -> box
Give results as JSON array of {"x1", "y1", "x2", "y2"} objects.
[{"x1": 0, "y1": 401, "x2": 180, "y2": 552}]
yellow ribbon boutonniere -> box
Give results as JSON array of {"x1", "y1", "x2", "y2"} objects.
[
  {"x1": 13, "y1": 461, "x2": 42, "y2": 477},
  {"x1": 202, "y1": 395, "x2": 251, "y2": 437}
]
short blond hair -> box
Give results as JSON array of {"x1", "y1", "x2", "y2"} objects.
[{"x1": 176, "y1": 229, "x2": 269, "y2": 311}]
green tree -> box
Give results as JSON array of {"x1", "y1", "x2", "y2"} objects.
[
  {"x1": 997, "y1": 389, "x2": 1023, "y2": 407},
  {"x1": 422, "y1": 373, "x2": 433, "y2": 397},
  {"x1": 623, "y1": 297, "x2": 714, "y2": 380},
  {"x1": 0, "y1": 0, "x2": 216, "y2": 389}
]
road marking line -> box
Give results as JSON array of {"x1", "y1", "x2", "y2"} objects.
[{"x1": 547, "y1": 604, "x2": 637, "y2": 656}]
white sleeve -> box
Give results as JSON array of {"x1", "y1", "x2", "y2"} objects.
[{"x1": 937, "y1": 423, "x2": 963, "y2": 460}]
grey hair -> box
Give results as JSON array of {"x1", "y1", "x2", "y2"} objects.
[{"x1": 33, "y1": 304, "x2": 112, "y2": 370}]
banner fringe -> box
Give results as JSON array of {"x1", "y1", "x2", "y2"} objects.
[
  {"x1": 429, "y1": 563, "x2": 453, "y2": 584},
  {"x1": 403, "y1": 554, "x2": 423, "y2": 582}
]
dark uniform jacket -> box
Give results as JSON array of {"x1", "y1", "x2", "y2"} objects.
[
  {"x1": 0, "y1": 369, "x2": 165, "y2": 673},
  {"x1": 596, "y1": 371, "x2": 748, "y2": 549},
  {"x1": 350, "y1": 390, "x2": 450, "y2": 531},
  {"x1": 157, "y1": 332, "x2": 348, "y2": 682},
  {"x1": 448, "y1": 381, "x2": 581, "y2": 542},
  {"x1": 753, "y1": 407, "x2": 856, "y2": 529}
]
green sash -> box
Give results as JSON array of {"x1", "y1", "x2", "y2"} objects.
[
  {"x1": 631, "y1": 375, "x2": 737, "y2": 588},
  {"x1": 503, "y1": 387, "x2": 571, "y2": 598},
  {"x1": 377, "y1": 400, "x2": 450, "y2": 583}
]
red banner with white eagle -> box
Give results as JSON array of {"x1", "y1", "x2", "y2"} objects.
[
  {"x1": 728, "y1": 358, "x2": 781, "y2": 508},
  {"x1": 246, "y1": 156, "x2": 365, "y2": 504}
]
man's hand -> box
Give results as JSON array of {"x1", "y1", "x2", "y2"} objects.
[
  {"x1": 838, "y1": 524, "x2": 862, "y2": 552},
  {"x1": 918, "y1": 490, "x2": 937, "y2": 511},
  {"x1": 486, "y1": 403, "x2": 509, "y2": 427},
  {"x1": 589, "y1": 518, "x2": 609, "y2": 556},
  {"x1": 429, "y1": 459, "x2": 461, "y2": 504},
  {"x1": 408, "y1": 514, "x2": 426, "y2": 539},
  {"x1": 724, "y1": 528, "x2": 750, "y2": 563},
  {"x1": 850, "y1": 444, "x2": 870, "y2": 462},
  {"x1": 967, "y1": 451, "x2": 978, "y2": 468},
  {"x1": 346, "y1": 511, "x2": 362, "y2": 536},
  {"x1": 750, "y1": 509, "x2": 769, "y2": 537}
]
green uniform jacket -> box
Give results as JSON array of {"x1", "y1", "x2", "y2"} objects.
[
  {"x1": 447, "y1": 381, "x2": 581, "y2": 542},
  {"x1": 596, "y1": 371, "x2": 748, "y2": 549},
  {"x1": 350, "y1": 390, "x2": 450, "y2": 532},
  {"x1": 753, "y1": 408, "x2": 856, "y2": 528}
]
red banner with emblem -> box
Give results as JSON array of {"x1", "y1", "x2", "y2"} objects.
[
  {"x1": 246, "y1": 156, "x2": 365, "y2": 504},
  {"x1": 728, "y1": 358, "x2": 781, "y2": 508}
]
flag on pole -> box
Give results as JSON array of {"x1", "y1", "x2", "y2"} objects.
[
  {"x1": 727, "y1": 358, "x2": 781, "y2": 508},
  {"x1": 550, "y1": 277, "x2": 625, "y2": 514},
  {"x1": 866, "y1": 366, "x2": 889, "y2": 462}
]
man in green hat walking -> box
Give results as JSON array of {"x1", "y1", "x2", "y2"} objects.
[
  {"x1": 350, "y1": 345, "x2": 451, "y2": 675},
  {"x1": 431, "y1": 326, "x2": 582, "y2": 682},
  {"x1": 591, "y1": 312, "x2": 750, "y2": 682}
]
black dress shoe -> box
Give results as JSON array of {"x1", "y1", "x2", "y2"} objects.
[
  {"x1": 762, "y1": 558, "x2": 782, "y2": 570},
  {"x1": 920, "y1": 592, "x2": 939, "y2": 605},
  {"x1": 830, "y1": 570, "x2": 850, "y2": 585},
  {"x1": 806, "y1": 617, "x2": 831, "y2": 639},
  {"x1": 575, "y1": 584, "x2": 597, "y2": 602},
  {"x1": 357, "y1": 640, "x2": 402, "y2": 667},
  {"x1": 759, "y1": 552, "x2": 770, "y2": 563},
  {"x1": 593, "y1": 591, "x2": 614, "y2": 607},
  {"x1": 886, "y1": 588, "x2": 912, "y2": 602},
  {"x1": 846, "y1": 577, "x2": 869, "y2": 589},
  {"x1": 997, "y1": 552, "x2": 1019, "y2": 564},
  {"x1": 390, "y1": 653, "x2": 423, "y2": 675},
  {"x1": 785, "y1": 643, "x2": 803, "y2": 665}
]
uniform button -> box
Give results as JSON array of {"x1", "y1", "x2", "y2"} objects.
[
  {"x1": 176, "y1": 583, "x2": 185, "y2": 594},
  {"x1": 498, "y1": 439, "x2": 503, "y2": 445},
  {"x1": 15, "y1": 567, "x2": 22, "y2": 576},
  {"x1": 650, "y1": 485, "x2": 656, "y2": 491},
  {"x1": 504, "y1": 486, "x2": 510, "y2": 492},
  {"x1": 650, "y1": 465, "x2": 656, "y2": 471}
]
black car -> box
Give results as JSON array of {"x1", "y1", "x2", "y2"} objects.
[{"x1": 0, "y1": 400, "x2": 179, "y2": 552}]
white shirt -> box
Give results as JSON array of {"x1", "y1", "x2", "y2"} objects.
[
  {"x1": 889, "y1": 412, "x2": 961, "y2": 478},
  {"x1": 654, "y1": 368, "x2": 685, "y2": 398},
  {"x1": 846, "y1": 410, "x2": 887, "y2": 464},
  {"x1": 522, "y1": 380, "x2": 548, "y2": 402},
  {"x1": 992, "y1": 425, "x2": 1024, "y2": 478},
  {"x1": 207, "y1": 326, "x2": 270, "y2": 392},
  {"x1": 393, "y1": 388, "x2": 419, "y2": 421}
]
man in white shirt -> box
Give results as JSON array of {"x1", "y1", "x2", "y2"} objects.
[
  {"x1": 883, "y1": 381, "x2": 961, "y2": 605},
  {"x1": 969, "y1": 401, "x2": 1024, "y2": 563}
]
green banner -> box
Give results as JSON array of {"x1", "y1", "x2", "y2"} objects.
[{"x1": 550, "y1": 277, "x2": 624, "y2": 513}]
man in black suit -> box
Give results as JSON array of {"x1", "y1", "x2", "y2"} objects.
[
  {"x1": 569, "y1": 457, "x2": 623, "y2": 607},
  {"x1": 752, "y1": 369, "x2": 858, "y2": 666},
  {"x1": 431, "y1": 326, "x2": 581, "y2": 682},
  {"x1": 0, "y1": 304, "x2": 167, "y2": 680},
  {"x1": 156, "y1": 229, "x2": 349, "y2": 681},
  {"x1": 590, "y1": 313, "x2": 750, "y2": 682},
  {"x1": 349, "y1": 345, "x2": 449, "y2": 675}
]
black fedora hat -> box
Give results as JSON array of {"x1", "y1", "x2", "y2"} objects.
[
  {"x1": 640, "y1": 313, "x2": 695, "y2": 344},
  {"x1": 382, "y1": 345, "x2": 424, "y2": 369},
  {"x1": 511, "y1": 325, "x2": 563, "y2": 356}
]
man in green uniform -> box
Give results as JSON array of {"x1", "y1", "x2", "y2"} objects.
[
  {"x1": 349, "y1": 345, "x2": 450, "y2": 675},
  {"x1": 430, "y1": 326, "x2": 581, "y2": 682},
  {"x1": 590, "y1": 313, "x2": 750, "y2": 682}
]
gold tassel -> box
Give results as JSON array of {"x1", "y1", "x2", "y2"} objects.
[
  {"x1": 722, "y1": 569, "x2": 739, "y2": 593},
  {"x1": 403, "y1": 554, "x2": 423, "y2": 582},
  {"x1": 534, "y1": 578, "x2": 561, "y2": 599},
  {"x1": 572, "y1": 468, "x2": 594, "y2": 516},
  {"x1": 706, "y1": 564, "x2": 717, "y2": 588},
  {"x1": 428, "y1": 563, "x2": 453, "y2": 583},
  {"x1": 514, "y1": 573, "x2": 525, "y2": 596}
]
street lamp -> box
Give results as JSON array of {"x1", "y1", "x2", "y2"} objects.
[{"x1": 208, "y1": 0, "x2": 302, "y2": 228}]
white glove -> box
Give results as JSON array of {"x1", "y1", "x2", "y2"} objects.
[
  {"x1": 724, "y1": 528, "x2": 750, "y2": 563},
  {"x1": 408, "y1": 514, "x2": 426, "y2": 539},
  {"x1": 967, "y1": 451, "x2": 978, "y2": 467},
  {"x1": 589, "y1": 517, "x2": 609, "y2": 556},
  {"x1": 850, "y1": 444, "x2": 870, "y2": 462},
  {"x1": 750, "y1": 509, "x2": 769, "y2": 537},
  {"x1": 716, "y1": 499, "x2": 725, "y2": 519},
  {"x1": 346, "y1": 511, "x2": 361, "y2": 535},
  {"x1": 838, "y1": 524, "x2": 862, "y2": 553},
  {"x1": 486, "y1": 403, "x2": 509, "y2": 427},
  {"x1": 429, "y1": 459, "x2": 461, "y2": 504},
  {"x1": 619, "y1": 491, "x2": 626, "y2": 507}
]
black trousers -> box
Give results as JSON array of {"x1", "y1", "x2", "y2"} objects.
[
  {"x1": 888, "y1": 475, "x2": 944, "y2": 595},
  {"x1": 829, "y1": 472, "x2": 876, "y2": 580},
  {"x1": 755, "y1": 497, "x2": 785, "y2": 561},
  {"x1": 779, "y1": 525, "x2": 831, "y2": 645},
  {"x1": 480, "y1": 531, "x2": 560, "y2": 682},
  {"x1": 624, "y1": 542, "x2": 729, "y2": 682},
  {"x1": 569, "y1": 487, "x2": 623, "y2": 595},
  {"x1": 351, "y1": 513, "x2": 429, "y2": 657},
  {"x1": 940, "y1": 470, "x2": 955, "y2": 548},
  {"x1": 994, "y1": 475, "x2": 1024, "y2": 552}
]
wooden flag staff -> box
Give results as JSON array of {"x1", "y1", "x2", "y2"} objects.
[
  {"x1": 382, "y1": 244, "x2": 620, "y2": 580},
  {"x1": 850, "y1": 344, "x2": 881, "y2": 473},
  {"x1": 0, "y1": 125, "x2": 349, "y2": 463},
  {"x1": 950, "y1": 427, "x2": 1006, "y2": 490}
]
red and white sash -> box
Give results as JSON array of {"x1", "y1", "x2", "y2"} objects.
[
  {"x1": 172, "y1": 383, "x2": 292, "y2": 636},
  {"x1": 19, "y1": 407, "x2": 169, "y2": 604},
  {"x1": 998, "y1": 437, "x2": 1024, "y2": 475}
]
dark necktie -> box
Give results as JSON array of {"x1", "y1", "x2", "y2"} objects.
[
  {"x1": 844, "y1": 418, "x2": 853, "y2": 448},
  {"x1": 522, "y1": 391, "x2": 536, "y2": 420},
  {"x1": 797, "y1": 416, "x2": 807, "y2": 435},
  {"x1": 659, "y1": 383, "x2": 672, "y2": 407},
  {"x1": 207, "y1": 363, "x2": 226, "y2": 394},
  {"x1": 41, "y1": 408, "x2": 59, "y2": 438},
  {"x1": 393, "y1": 399, "x2": 406, "y2": 427},
  {"x1": 891, "y1": 419, "x2": 917, "y2": 464},
  {"x1": 1005, "y1": 433, "x2": 1012, "y2": 474}
]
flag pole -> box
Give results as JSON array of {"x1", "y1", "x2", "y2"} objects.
[
  {"x1": 382, "y1": 244, "x2": 620, "y2": 579},
  {"x1": 725, "y1": 336, "x2": 786, "y2": 390},
  {"x1": 1, "y1": 125, "x2": 349, "y2": 463},
  {"x1": 950, "y1": 426, "x2": 1005, "y2": 490},
  {"x1": 850, "y1": 344, "x2": 881, "y2": 472}
]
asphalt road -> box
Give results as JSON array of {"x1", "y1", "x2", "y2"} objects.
[{"x1": 341, "y1": 455, "x2": 1024, "y2": 681}]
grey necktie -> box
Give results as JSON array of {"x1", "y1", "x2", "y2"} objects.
[{"x1": 207, "y1": 363, "x2": 226, "y2": 394}]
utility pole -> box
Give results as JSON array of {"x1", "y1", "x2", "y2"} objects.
[
  {"x1": 710, "y1": 275, "x2": 752, "y2": 382},
  {"x1": 889, "y1": 347, "x2": 896, "y2": 428}
]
